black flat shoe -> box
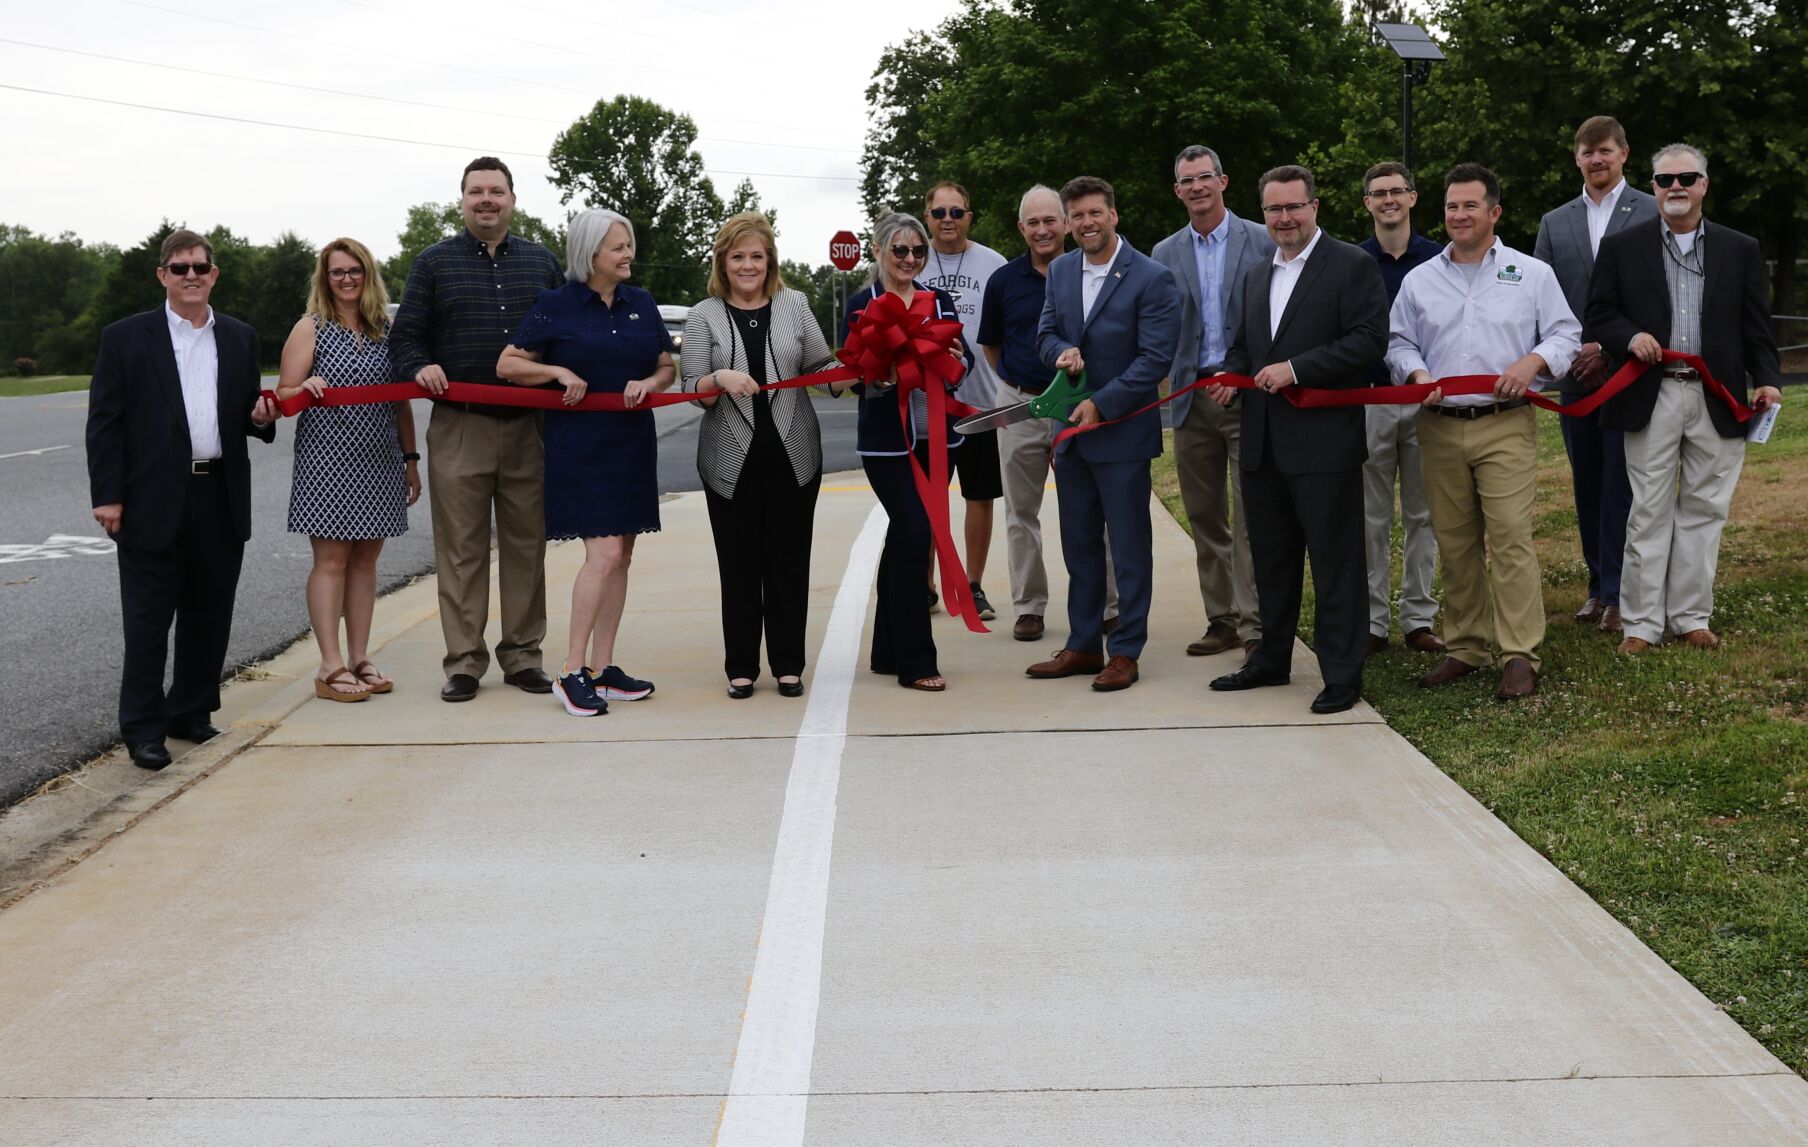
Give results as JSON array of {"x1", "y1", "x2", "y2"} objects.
[
  {"x1": 168, "y1": 720, "x2": 222, "y2": 743},
  {"x1": 777, "y1": 679, "x2": 805, "y2": 698},
  {"x1": 1209, "y1": 664, "x2": 1291, "y2": 691},
  {"x1": 1310, "y1": 684, "x2": 1360, "y2": 714},
  {"x1": 727, "y1": 682, "x2": 755, "y2": 700},
  {"x1": 440, "y1": 673, "x2": 479, "y2": 702},
  {"x1": 128, "y1": 741, "x2": 172, "y2": 770},
  {"x1": 503, "y1": 667, "x2": 554, "y2": 694}
]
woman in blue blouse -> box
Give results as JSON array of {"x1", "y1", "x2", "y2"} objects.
[
  {"x1": 839, "y1": 211, "x2": 971, "y2": 691},
  {"x1": 497, "y1": 208, "x2": 675, "y2": 717}
]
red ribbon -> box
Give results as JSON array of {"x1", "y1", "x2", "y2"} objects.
[{"x1": 1052, "y1": 349, "x2": 1754, "y2": 450}]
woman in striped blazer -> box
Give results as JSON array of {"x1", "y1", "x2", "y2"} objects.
[{"x1": 680, "y1": 213, "x2": 844, "y2": 699}]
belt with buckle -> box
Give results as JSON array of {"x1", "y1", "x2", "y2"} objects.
[
  {"x1": 189, "y1": 458, "x2": 222, "y2": 475},
  {"x1": 1663, "y1": 365, "x2": 1701, "y2": 381},
  {"x1": 1430, "y1": 397, "x2": 1530, "y2": 420},
  {"x1": 444, "y1": 401, "x2": 533, "y2": 419}
]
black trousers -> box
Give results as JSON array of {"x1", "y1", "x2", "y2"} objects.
[
  {"x1": 1242, "y1": 448, "x2": 1368, "y2": 691},
  {"x1": 863, "y1": 444, "x2": 950, "y2": 685},
  {"x1": 704, "y1": 464, "x2": 821, "y2": 681},
  {"x1": 114, "y1": 473, "x2": 246, "y2": 745}
]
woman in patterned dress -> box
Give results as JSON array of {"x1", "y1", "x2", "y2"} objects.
[
  {"x1": 496, "y1": 209, "x2": 676, "y2": 717},
  {"x1": 275, "y1": 238, "x2": 420, "y2": 702}
]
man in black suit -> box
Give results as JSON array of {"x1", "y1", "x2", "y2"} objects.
[
  {"x1": 87, "y1": 228, "x2": 278, "y2": 769},
  {"x1": 1586, "y1": 143, "x2": 1782, "y2": 655},
  {"x1": 1206, "y1": 165, "x2": 1390, "y2": 714}
]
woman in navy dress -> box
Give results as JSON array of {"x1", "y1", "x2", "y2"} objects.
[
  {"x1": 839, "y1": 211, "x2": 971, "y2": 691},
  {"x1": 497, "y1": 209, "x2": 675, "y2": 717}
]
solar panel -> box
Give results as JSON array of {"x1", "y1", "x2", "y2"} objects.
[{"x1": 1377, "y1": 22, "x2": 1447, "y2": 62}]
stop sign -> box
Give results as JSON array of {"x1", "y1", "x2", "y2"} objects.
[{"x1": 828, "y1": 230, "x2": 862, "y2": 271}]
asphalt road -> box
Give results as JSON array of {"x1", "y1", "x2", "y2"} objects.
[{"x1": 0, "y1": 385, "x2": 861, "y2": 806}]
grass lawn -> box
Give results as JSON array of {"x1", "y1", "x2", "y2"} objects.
[
  {"x1": 1152, "y1": 407, "x2": 1808, "y2": 1074},
  {"x1": 0, "y1": 375, "x2": 89, "y2": 397}
]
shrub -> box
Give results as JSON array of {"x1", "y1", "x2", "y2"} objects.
[{"x1": 13, "y1": 357, "x2": 36, "y2": 377}]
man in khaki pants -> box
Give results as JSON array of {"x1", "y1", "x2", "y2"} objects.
[
  {"x1": 1387, "y1": 163, "x2": 1580, "y2": 701},
  {"x1": 389, "y1": 157, "x2": 565, "y2": 702}
]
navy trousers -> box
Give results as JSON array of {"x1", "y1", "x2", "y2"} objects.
[
  {"x1": 1560, "y1": 402, "x2": 1632, "y2": 606},
  {"x1": 1054, "y1": 451, "x2": 1152, "y2": 660}
]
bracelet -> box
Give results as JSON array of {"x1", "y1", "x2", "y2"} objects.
[{"x1": 402, "y1": 452, "x2": 420, "y2": 462}]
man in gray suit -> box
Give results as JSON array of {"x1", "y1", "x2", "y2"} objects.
[
  {"x1": 1533, "y1": 115, "x2": 1658, "y2": 634},
  {"x1": 1151, "y1": 145, "x2": 1274, "y2": 660}
]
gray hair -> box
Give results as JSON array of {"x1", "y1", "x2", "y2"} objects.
[
  {"x1": 869, "y1": 211, "x2": 928, "y2": 289},
  {"x1": 1174, "y1": 145, "x2": 1223, "y2": 180},
  {"x1": 565, "y1": 207, "x2": 634, "y2": 283},
  {"x1": 1651, "y1": 142, "x2": 1708, "y2": 177},
  {"x1": 1019, "y1": 184, "x2": 1063, "y2": 220}
]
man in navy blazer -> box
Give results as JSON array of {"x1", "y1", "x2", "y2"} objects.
[
  {"x1": 86, "y1": 228, "x2": 277, "y2": 769},
  {"x1": 1027, "y1": 175, "x2": 1181, "y2": 692}
]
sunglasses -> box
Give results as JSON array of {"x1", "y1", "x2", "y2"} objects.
[
  {"x1": 164, "y1": 261, "x2": 214, "y2": 277},
  {"x1": 889, "y1": 243, "x2": 928, "y2": 260},
  {"x1": 928, "y1": 207, "x2": 968, "y2": 220},
  {"x1": 1653, "y1": 171, "x2": 1703, "y2": 188}
]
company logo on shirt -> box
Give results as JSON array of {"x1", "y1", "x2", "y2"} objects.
[{"x1": 1497, "y1": 264, "x2": 1524, "y2": 283}]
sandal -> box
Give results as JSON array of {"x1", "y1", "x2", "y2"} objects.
[
  {"x1": 314, "y1": 667, "x2": 371, "y2": 703},
  {"x1": 351, "y1": 660, "x2": 394, "y2": 694},
  {"x1": 905, "y1": 675, "x2": 946, "y2": 692}
]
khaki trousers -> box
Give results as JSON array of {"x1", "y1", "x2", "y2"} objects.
[
  {"x1": 1363, "y1": 402, "x2": 1439, "y2": 637},
  {"x1": 1620, "y1": 378, "x2": 1746, "y2": 643},
  {"x1": 997, "y1": 386, "x2": 1115, "y2": 619},
  {"x1": 1416, "y1": 404, "x2": 1544, "y2": 669},
  {"x1": 1172, "y1": 394, "x2": 1260, "y2": 642},
  {"x1": 426, "y1": 405, "x2": 549, "y2": 679}
]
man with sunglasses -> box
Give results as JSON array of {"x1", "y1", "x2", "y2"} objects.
[
  {"x1": 1151, "y1": 145, "x2": 1273, "y2": 663},
  {"x1": 1586, "y1": 143, "x2": 1782, "y2": 655},
  {"x1": 1534, "y1": 116, "x2": 1658, "y2": 635},
  {"x1": 920, "y1": 181, "x2": 1008, "y2": 620},
  {"x1": 86, "y1": 228, "x2": 278, "y2": 770}
]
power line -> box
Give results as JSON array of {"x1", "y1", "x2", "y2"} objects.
[
  {"x1": 328, "y1": 0, "x2": 687, "y2": 82},
  {"x1": 500, "y1": 0, "x2": 679, "y2": 44}
]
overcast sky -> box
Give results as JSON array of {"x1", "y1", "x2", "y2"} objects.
[{"x1": 3, "y1": 0, "x2": 962, "y2": 270}]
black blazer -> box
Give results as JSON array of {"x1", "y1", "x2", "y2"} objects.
[
  {"x1": 1586, "y1": 219, "x2": 1781, "y2": 438},
  {"x1": 1225, "y1": 232, "x2": 1389, "y2": 474},
  {"x1": 86, "y1": 307, "x2": 274, "y2": 550}
]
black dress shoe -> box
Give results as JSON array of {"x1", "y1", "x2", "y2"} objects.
[
  {"x1": 440, "y1": 673, "x2": 479, "y2": 702},
  {"x1": 503, "y1": 667, "x2": 554, "y2": 694},
  {"x1": 1310, "y1": 684, "x2": 1360, "y2": 714},
  {"x1": 727, "y1": 682, "x2": 755, "y2": 700},
  {"x1": 168, "y1": 720, "x2": 223, "y2": 743},
  {"x1": 1209, "y1": 664, "x2": 1291, "y2": 691},
  {"x1": 128, "y1": 741, "x2": 172, "y2": 770},
  {"x1": 776, "y1": 679, "x2": 805, "y2": 698}
]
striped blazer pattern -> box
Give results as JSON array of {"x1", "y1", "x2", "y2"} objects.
[{"x1": 679, "y1": 290, "x2": 837, "y2": 498}]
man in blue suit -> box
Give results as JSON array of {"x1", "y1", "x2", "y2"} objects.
[{"x1": 1027, "y1": 176, "x2": 1181, "y2": 692}]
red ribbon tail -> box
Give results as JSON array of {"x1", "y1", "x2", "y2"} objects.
[{"x1": 902, "y1": 383, "x2": 986, "y2": 634}]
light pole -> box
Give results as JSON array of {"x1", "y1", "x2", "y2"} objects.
[{"x1": 1377, "y1": 22, "x2": 1445, "y2": 173}]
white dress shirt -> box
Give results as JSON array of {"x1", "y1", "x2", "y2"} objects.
[
  {"x1": 1080, "y1": 236, "x2": 1119, "y2": 322},
  {"x1": 1268, "y1": 226, "x2": 1323, "y2": 338},
  {"x1": 1583, "y1": 178, "x2": 1626, "y2": 258},
  {"x1": 165, "y1": 302, "x2": 222, "y2": 460},
  {"x1": 1385, "y1": 239, "x2": 1581, "y2": 408}
]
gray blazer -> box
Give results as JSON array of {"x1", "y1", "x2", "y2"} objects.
[
  {"x1": 1151, "y1": 210, "x2": 1275, "y2": 424},
  {"x1": 1533, "y1": 184, "x2": 1658, "y2": 394},
  {"x1": 679, "y1": 291, "x2": 836, "y2": 498}
]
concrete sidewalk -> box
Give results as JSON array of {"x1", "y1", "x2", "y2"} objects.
[{"x1": 2, "y1": 475, "x2": 1805, "y2": 1145}]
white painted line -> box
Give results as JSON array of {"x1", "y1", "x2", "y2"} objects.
[
  {"x1": 0, "y1": 444, "x2": 70, "y2": 460},
  {"x1": 716, "y1": 504, "x2": 886, "y2": 1147}
]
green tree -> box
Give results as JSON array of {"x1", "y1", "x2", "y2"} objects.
[
  {"x1": 724, "y1": 178, "x2": 779, "y2": 235},
  {"x1": 92, "y1": 221, "x2": 179, "y2": 335},
  {"x1": 0, "y1": 225, "x2": 114, "y2": 372},
  {"x1": 548, "y1": 94, "x2": 723, "y2": 307},
  {"x1": 243, "y1": 231, "x2": 317, "y2": 366}
]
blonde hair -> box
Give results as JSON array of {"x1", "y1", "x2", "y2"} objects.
[
  {"x1": 707, "y1": 211, "x2": 786, "y2": 300},
  {"x1": 307, "y1": 237, "x2": 390, "y2": 337}
]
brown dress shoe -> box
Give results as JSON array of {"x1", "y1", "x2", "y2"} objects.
[
  {"x1": 1013, "y1": 614, "x2": 1045, "y2": 642},
  {"x1": 1187, "y1": 622, "x2": 1240, "y2": 656},
  {"x1": 1403, "y1": 626, "x2": 1447, "y2": 654},
  {"x1": 1495, "y1": 657, "x2": 1538, "y2": 701},
  {"x1": 1366, "y1": 634, "x2": 1388, "y2": 657},
  {"x1": 1680, "y1": 628, "x2": 1721, "y2": 649},
  {"x1": 1598, "y1": 605, "x2": 1622, "y2": 633},
  {"x1": 1026, "y1": 648, "x2": 1106, "y2": 679},
  {"x1": 1617, "y1": 636, "x2": 1652, "y2": 655},
  {"x1": 1574, "y1": 596, "x2": 1604, "y2": 623},
  {"x1": 1418, "y1": 657, "x2": 1479, "y2": 689},
  {"x1": 1092, "y1": 655, "x2": 1140, "y2": 692}
]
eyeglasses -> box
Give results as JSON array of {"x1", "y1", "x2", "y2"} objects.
[
  {"x1": 889, "y1": 244, "x2": 928, "y2": 260},
  {"x1": 164, "y1": 261, "x2": 214, "y2": 277},
  {"x1": 1653, "y1": 171, "x2": 1704, "y2": 188},
  {"x1": 1261, "y1": 201, "x2": 1316, "y2": 217},
  {"x1": 328, "y1": 267, "x2": 367, "y2": 281},
  {"x1": 928, "y1": 207, "x2": 967, "y2": 220},
  {"x1": 1175, "y1": 173, "x2": 1221, "y2": 188},
  {"x1": 1364, "y1": 186, "x2": 1414, "y2": 199}
]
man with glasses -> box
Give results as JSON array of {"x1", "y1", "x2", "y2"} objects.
[
  {"x1": 1152, "y1": 145, "x2": 1273, "y2": 662},
  {"x1": 1357, "y1": 162, "x2": 1445, "y2": 659},
  {"x1": 1586, "y1": 143, "x2": 1782, "y2": 654},
  {"x1": 1388, "y1": 163, "x2": 1581, "y2": 701},
  {"x1": 1534, "y1": 116, "x2": 1658, "y2": 635},
  {"x1": 86, "y1": 228, "x2": 278, "y2": 769},
  {"x1": 920, "y1": 181, "x2": 1008, "y2": 619}
]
